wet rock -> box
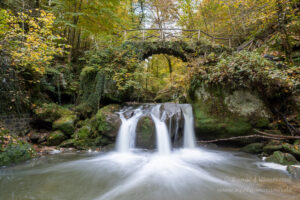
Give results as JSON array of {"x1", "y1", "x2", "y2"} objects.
[
  {"x1": 241, "y1": 143, "x2": 264, "y2": 154},
  {"x1": 265, "y1": 151, "x2": 299, "y2": 165},
  {"x1": 59, "y1": 139, "x2": 75, "y2": 148},
  {"x1": 136, "y1": 116, "x2": 156, "y2": 149},
  {"x1": 47, "y1": 130, "x2": 67, "y2": 146},
  {"x1": 287, "y1": 165, "x2": 300, "y2": 179}
]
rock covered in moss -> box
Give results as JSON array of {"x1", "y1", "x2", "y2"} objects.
[
  {"x1": 33, "y1": 103, "x2": 74, "y2": 123},
  {"x1": 53, "y1": 115, "x2": 77, "y2": 135},
  {"x1": 282, "y1": 143, "x2": 300, "y2": 159},
  {"x1": 75, "y1": 103, "x2": 93, "y2": 119},
  {"x1": 59, "y1": 138, "x2": 75, "y2": 148},
  {"x1": 265, "y1": 151, "x2": 299, "y2": 165},
  {"x1": 90, "y1": 104, "x2": 121, "y2": 137},
  {"x1": 263, "y1": 140, "x2": 283, "y2": 154},
  {"x1": 74, "y1": 125, "x2": 92, "y2": 140},
  {"x1": 136, "y1": 116, "x2": 156, "y2": 149},
  {"x1": 241, "y1": 143, "x2": 264, "y2": 154},
  {"x1": 47, "y1": 130, "x2": 67, "y2": 146}
]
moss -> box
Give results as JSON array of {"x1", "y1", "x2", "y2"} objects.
[
  {"x1": 53, "y1": 115, "x2": 77, "y2": 135},
  {"x1": 47, "y1": 130, "x2": 67, "y2": 146},
  {"x1": 265, "y1": 151, "x2": 299, "y2": 165},
  {"x1": 74, "y1": 125, "x2": 92, "y2": 140},
  {"x1": 59, "y1": 139, "x2": 75, "y2": 148},
  {"x1": 241, "y1": 143, "x2": 264, "y2": 154},
  {"x1": 194, "y1": 108, "x2": 252, "y2": 139},
  {"x1": 282, "y1": 143, "x2": 300, "y2": 159},
  {"x1": 75, "y1": 103, "x2": 93, "y2": 119},
  {"x1": 136, "y1": 116, "x2": 156, "y2": 148},
  {"x1": 252, "y1": 118, "x2": 270, "y2": 129},
  {"x1": 90, "y1": 104, "x2": 120, "y2": 135},
  {"x1": 34, "y1": 103, "x2": 74, "y2": 123}
]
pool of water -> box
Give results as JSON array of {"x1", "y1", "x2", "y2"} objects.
[{"x1": 0, "y1": 147, "x2": 299, "y2": 200}]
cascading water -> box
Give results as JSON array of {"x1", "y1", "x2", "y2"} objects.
[
  {"x1": 151, "y1": 104, "x2": 172, "y2": 155},
  {"x1": 180, "y1": 104, "x2": 196, "y2": 148},
  {"x1": 115, "y1": 108, "x2": 142, "y2": 153}
]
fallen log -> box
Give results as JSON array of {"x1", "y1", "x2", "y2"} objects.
[
  {"x1": 253, "y1": 129, "x2": 300, "y2": 139},
  {"x1": 198, "y1": 134, "x2": 282, "y2": 143}
]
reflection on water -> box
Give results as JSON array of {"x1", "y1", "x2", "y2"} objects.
[{"x1": 0, "y1": 147, "x2": 299, "y2": 200}]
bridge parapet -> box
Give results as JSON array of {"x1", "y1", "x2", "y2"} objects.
[{"x1": 122, "y1": 29, "x2": 233, "y2": 48}]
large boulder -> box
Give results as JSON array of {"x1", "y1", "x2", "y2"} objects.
[
  {"x1": 53, "y1": 115, "x2": 77, "y2": 135},
  {"x1": 265, "y1": 151, "x2": 299, "y2": 165},
  {"x1": 90, "y1": 104, "x2": 121, "y2": 137},
  {"x1": 47, "y1": 130, "x2": 67, "y2": 146},
  {"x1": 33, "y1": 103, "x2": 74, "y2": 123},
  {"x1": 190, "y1": 84, "x2": 271, "y2": 140}
]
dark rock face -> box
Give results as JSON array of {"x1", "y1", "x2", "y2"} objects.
[{"x1": 136, "y1": 116, "x2": 156, "y2": 149}]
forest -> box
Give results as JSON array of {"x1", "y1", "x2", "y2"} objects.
[{"x1": 0, "y1": 0, "x2": 300, "y2": 199}]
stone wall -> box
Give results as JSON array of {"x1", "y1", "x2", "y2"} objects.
[{"x1": 0, "y1": 114, "x2": 32, "y2": 135}]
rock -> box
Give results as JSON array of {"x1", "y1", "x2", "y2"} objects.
[
  {"x1": 263, "y1": 140, "x2": 283, "y2": 154},
  {"x1": 136, "y1": 116, "x2": 156, "y2": 149},
  {"x1": 265, "y1": 151, "x2": 299, "y2": 165},
  {"x1": 28, "y1": 131, "x2": 49, "y2": 144},
  {"x1": 75, "y1": 103, "x2": 93, "y2": 119},
  {"x1": 191, "y1": 84, "x2": 272, "y2": 140},
  {"x1": 241, "y1": 143, "x2": 264, "y2": 154},
  {"x1": 287, "y1": 165, "x2": 300, "y2": 179},
  {"x1": 90, "y1": 104, "x2": 121, "y2": 137},
  {"x1": 74, "y1": 125, "x2": 92, "y2": 140},
  {"x1": 33, "y1": 103, "x2": 74, "y2": 123},
  {"x1": 59, "y1": 139, "x2": 75, "y2": 148},
  {"x1": 282, "y1": 143, "x2": 300, "y2": 159},
  {"x1": 47, "y1": 130, "x2": 67, "y2": 146},
  {"x1": 53, "y1": 115, "x2": 77, "y2": 135}
]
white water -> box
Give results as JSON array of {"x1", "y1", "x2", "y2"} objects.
[
  {"x1": 116, "y1": 108, "x2": 142, "y2": 152},
  {"x1": 180, "y1": 104, "x2": 196, "y2": 148}
]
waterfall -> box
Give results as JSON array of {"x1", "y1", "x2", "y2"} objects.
[
  {"x1": 115, "y1": 103, "x2": 196, "y2": 153},
  {"x1": 180, "y1": 104, "x2": 196, "y2": 149},
  {"x1": 116, "y1": 108, "x2": 142, "y2": 153}
]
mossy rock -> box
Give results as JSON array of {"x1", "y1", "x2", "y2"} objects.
[
  {"x1": 265, "y1": 151, "x2": 299, "y2": 165},
  {"x1": 263, "y1": 140, "x2": 283, "y2": 154},
  {"x1": 90, "y1": 104, "x2": 121, "y2": 137},
  {"x1": 194, "y1": 109, "x2": 252, "y2": 139},
  {"x1": 75, "y1": 103, "x2": 93, "y2": 119},
  {"x1": 0, "y1": 143, "x2": 35, "y2": 166},
  {"x1": 252, "y1": 118, "x2": 270, "y2": 129},
  {"x1": 47, "y1": 130, "x2": 67, "y2": 146},
  {"x1": 136, "y1": 116, "x2": 156, "y2": 149},
  {"x1": 282, "y1": 143, "x2": 300, "y2": 159},
  {"x1": 241, "y1": 143, "x2": 264, "y2": 154},
  {"x1": 74, "y1": 125, "x2": 92, "y2": 140},
  {"x1": 59, "y1": 139, "x2": 75, "y2": 148},
  {"x1": 33, "y1": 103, "x2": 74, "y2": 123},
  {"x1": 53, "y1": 115, "x2": 77, "y2": 135}
]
